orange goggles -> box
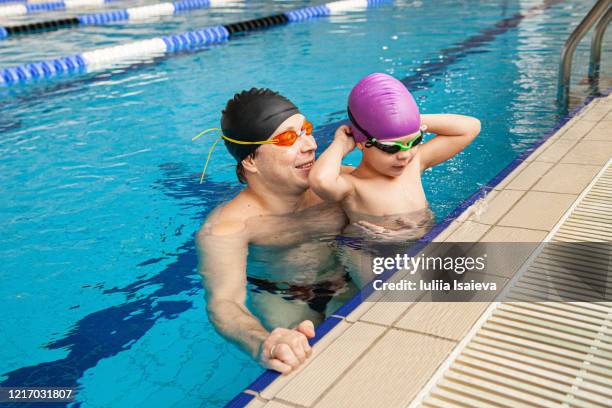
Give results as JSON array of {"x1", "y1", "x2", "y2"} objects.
[
  {"x1": 192, "y1": 120, "x2": 314, "y2": 183},
  {"x1": 221, "y1": 120, "x2": 313, "y2": 147}
]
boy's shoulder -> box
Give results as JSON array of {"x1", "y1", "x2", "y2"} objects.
[
  {"x1": 340, "y1": 165, "x2": 355, "y2": 175},
  {"x1": 337, "y1": 165, "x2": 359, "y2": 186}
]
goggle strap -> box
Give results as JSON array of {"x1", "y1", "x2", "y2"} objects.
[
  {"x1": 222, "y1": 134, "x2": 276, "y2": 145},
  {"x1": 192, "y1": 127, "x2": 222, "y2": 141},
  {"x1": 200, "y1": 135, "x2": 223, "y2": 184},
  {"x1": 379, "y1": 131, "x2": 423, "y2": 148},
  {"x1": 192, "y1": 128, "x2": 224, "y2": 183},
  {"x1": 347, "y1": 106, "x2": 376, "y2": 143}
]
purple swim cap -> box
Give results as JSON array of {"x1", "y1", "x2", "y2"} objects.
[{"x1": 348, "y1": 73, "x2": 420, "y2": 143}]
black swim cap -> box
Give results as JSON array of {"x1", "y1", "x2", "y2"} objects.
[{"x1": 221, "y1": 88, "x2": 300, "y2": 162}]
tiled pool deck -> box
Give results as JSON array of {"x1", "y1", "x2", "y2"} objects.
[{"x1": 238, "y1": 93, "x2": 612, "y2": 408}]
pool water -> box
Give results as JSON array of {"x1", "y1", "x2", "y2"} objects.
[{"x1": 0, "y1": 0, "x2": 610, "y2": 406}]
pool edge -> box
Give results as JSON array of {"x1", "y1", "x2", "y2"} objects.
[{"x1": 230, "y1": 88, "x2": 611, "y2": 407}]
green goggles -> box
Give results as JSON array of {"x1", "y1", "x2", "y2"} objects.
[
  {"x1": 364, "y1": 131, "x2": 424, "y2": 154},
  {"x1": 347, "y1": 106, "x2": 425, "y2": 155}
]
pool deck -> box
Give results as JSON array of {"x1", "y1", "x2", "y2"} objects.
[{"x1": 242, "y1": 93, "x2": 612, "y2": 408}]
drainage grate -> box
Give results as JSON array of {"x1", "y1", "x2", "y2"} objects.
[{"x1": 414, "y1": 159, "x2": 612, "y2": 408}]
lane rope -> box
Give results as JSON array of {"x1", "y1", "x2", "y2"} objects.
[{"x1": 0, "y1": 0, "x2": 391, "y2": 86}]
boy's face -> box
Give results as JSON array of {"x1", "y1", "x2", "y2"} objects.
[{"x1": 361, "y1": 131, "x2": 420, "y2": 177}]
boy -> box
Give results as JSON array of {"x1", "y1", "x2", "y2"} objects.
[{"x1": 309, "y1": 73, "x2": 481, "y2": 239}]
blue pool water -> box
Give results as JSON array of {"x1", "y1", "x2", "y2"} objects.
[{"x1": 0, "y1": 0, "x2": 610, "y2": 406}]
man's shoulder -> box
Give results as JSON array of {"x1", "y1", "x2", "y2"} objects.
[
  {"x1": 199, "y1": 195, "x2": 260, "y2": 237},
  {"x1": 208, "y1": 218, "x2": 247, "y2": 236}
]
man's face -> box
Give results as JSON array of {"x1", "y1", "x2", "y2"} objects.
[
  {"x1": 361, "y1": 132, "x2": 420, "y2": 177},
  {"x1": 253, "y1": 114, "x2": 317, "y2": 192}
]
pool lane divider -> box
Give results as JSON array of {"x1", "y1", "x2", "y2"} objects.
[
  {"x1": 1, "y1": 0, "x2": 71, "y2": 2},
  {"x1": 0, "y1": 0, "x2": 392, "y2": 86},
  {"x1": 0, "y1": 0, "x2": 116, "y2": 18},
  {"x1": 0, "y1": 0, "x2": 221, "y2": 31},
  {"x1": 0, "y1": 0, "x2": 379, "y2": 36}
]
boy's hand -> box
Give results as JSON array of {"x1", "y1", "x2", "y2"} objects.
[{"x1": 333, "y1": 125, "x2": 356, "y2": 156}]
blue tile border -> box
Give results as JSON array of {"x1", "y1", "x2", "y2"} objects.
[
  {"x1": 309, "y1": 315, "x2": 343, "y2": 344},
  {"x1": 332, "y1": 290, "x2": 364, "y2": 317},
  {"x1": 242, "y1": 316, "x2": 343, "y2": 395},
  {"x1": 224, "y1": 392, "x2": 255, "y2": 408},
  {"x1": 231, "y1": 88, "x2": 611, "y2": 407},
  {"x1": 245, "y1": 370, "x2": 281, "y2": 395}
]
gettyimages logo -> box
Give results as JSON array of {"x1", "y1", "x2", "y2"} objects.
[{"x1": 372, "y1": 252, "x2": 487, "y2": 275}]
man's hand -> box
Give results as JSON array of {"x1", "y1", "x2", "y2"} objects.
[
  {"x1": 259, "y1": 320, "x2": 315, "y2": 374},
  {"x1": 333, "y1": 125, "x2": 356, "y2": 156}
]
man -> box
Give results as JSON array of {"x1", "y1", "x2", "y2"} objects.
[{"x1": 196, "y1": 88, "x2": 354, "y2": 374}]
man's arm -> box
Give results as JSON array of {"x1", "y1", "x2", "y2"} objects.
[
  {"x1": 418, "y1": 114, "x2": 481, "y2": 172},
  {"x1": 309, "y1": 125, "x2": 356, "y2": 202},
  {"x1": 196, "y1": 217, "x2": 313, "y2": 374}
]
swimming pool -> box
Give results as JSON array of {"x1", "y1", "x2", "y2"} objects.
[{"x1": 0, "y1": 0, "x2": 610, "y2": 406}]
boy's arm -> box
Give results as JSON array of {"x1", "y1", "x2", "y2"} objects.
[
  {"x1": 418, "y1": 114, "x2": 481, "y2": 171},
  {"x1": 309, "y1": 125, "x2": 356, "y2": 202}
]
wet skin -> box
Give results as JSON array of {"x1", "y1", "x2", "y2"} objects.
[{"x1": 196, "y1": 114, "x2": 355, "y2": 374}]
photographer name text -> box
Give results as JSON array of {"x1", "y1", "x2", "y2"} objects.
[{"x1": 372, "y1": 279, "x2": 497, "y2": 291}]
